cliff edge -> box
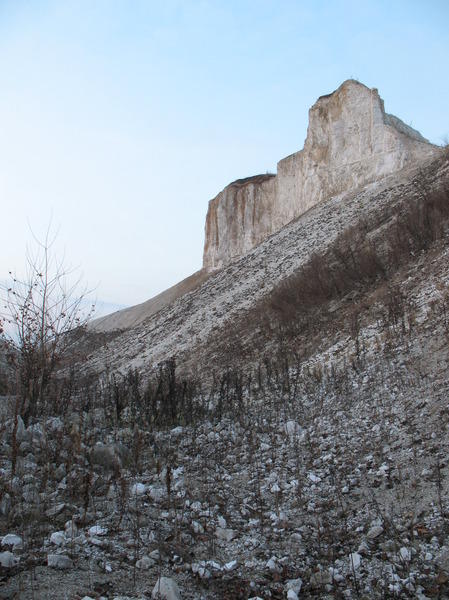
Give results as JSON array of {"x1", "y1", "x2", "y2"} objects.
[{"x1": 203, "y1": 79, "x2": 440, "y2": 270}]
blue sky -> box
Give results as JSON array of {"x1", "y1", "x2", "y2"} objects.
[{"x1": 1, "y1": 0, "x2": 448, "y2": 310}]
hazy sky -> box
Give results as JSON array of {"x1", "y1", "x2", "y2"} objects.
[{"x1": 1, "y1": 1, "x2": 448, "y2": 312}]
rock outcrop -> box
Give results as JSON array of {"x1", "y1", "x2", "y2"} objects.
[
  {"x1": 203, "y1": 80, "x2": 440, "y2": 270},
  {"x1": 203, "y1": 174, "x2": 276, "y2": 271},
  {"x1": 89, "y1": 79, "x2": 442, "y2": 336}
]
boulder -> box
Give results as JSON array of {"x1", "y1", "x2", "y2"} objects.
[
  {"x1": 15, "y1": 415, "x2": 28, "y2": 442},
  {"x1": 91, "y1": 443, "x2": 121, "y2": 471},
  {"x1": 136, "y1": 555, "x2": 156, "y2": 569},
  {"x1": 0, "y1": 551, "x2": 18, "y2": 568},
  {"x1": 151, "y1": 576, "x2": 181, "y2": 600},
  {"x1": 50, "y1": 531, "x2": 66, "y2": 546},
  {"x1": 367, "y1": 525, "x2": 384, "y2": 539},
  {"x1": 1, "y1": 534, "x2": 23, "y2": 549}
]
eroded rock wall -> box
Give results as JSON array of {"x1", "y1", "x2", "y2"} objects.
[
  {"x1": 203, "y1": 80, "x2": 440, "y2": 270},
  {"x1": 203, "y1": 174, "x2": 276, "y2": 269}
]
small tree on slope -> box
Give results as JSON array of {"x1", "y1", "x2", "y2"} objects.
[{"x1": 0, "y1": 228, "x2": 94, "y2": 424}]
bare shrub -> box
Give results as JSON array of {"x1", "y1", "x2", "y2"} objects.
[{"x1": 0, "y1": 227, "x2": 95, "y2": 423}]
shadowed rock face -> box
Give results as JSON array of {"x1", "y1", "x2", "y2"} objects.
[{"x1": 203, "y1": 79, "x2": 440, "y2": 270}]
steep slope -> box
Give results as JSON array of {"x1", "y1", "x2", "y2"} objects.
[
  {"x1": 81, "y1": 154, "x2": 449, "y2": 378},
  {"x1": 89, "y1": 269, "x2": 210, "y2": 333}
]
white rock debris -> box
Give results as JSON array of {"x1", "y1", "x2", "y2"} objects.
[
  {"x1": 1, "y1": 533, "x2": 23, "y2": 549},
  {"x1": 151, "y1": 576, "x2": 181, "y2": 600}
]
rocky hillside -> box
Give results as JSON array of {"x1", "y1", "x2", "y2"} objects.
[
  {"x1": 1, "y1": 82, "x2": 449, "y2": 599},
  {"x1": 80, "y1": 153, "x2": 448, "y2": 380},
  {"x1": 2, "y1": 162, "x2": 449, "y2": 597},
  {"x1": 90, "y1": 270, "x2": 210, "y2": 335},
  {"x1": 91, "y1": 80, "x2": 441, "y2": 335}
]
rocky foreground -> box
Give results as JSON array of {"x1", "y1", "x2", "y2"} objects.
[{"x1": 1, "y1": 315, "x2": 449, "y2": 600}]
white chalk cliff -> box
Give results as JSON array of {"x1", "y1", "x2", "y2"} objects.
[
  {"x1": 203, "y1": 80, "x2": 439, "y2": 269},
  {"x1": 91, "y1": 79, "x2": 441, "y2": 334}
]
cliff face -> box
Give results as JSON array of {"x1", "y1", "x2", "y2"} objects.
[
  {"x1": 202, "y1": 174, "x2": 276, "y2": 269},
  {"x1": 203, "y1": 80, "x2": 440, "y2": 269}
]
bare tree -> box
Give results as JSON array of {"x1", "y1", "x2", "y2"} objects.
[{"x1": 0, "y1": 227, "x2": 94, "y2": 423}]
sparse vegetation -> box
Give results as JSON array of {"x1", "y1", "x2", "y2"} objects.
[
  {"x1": 0, "y1": 228, "x2": 94, "y2": 424},
  {"x1": 1, "y1": 158, "x2": 449, "y2": 598},
  {"x1": 202, "y1": 175, "x2": 449, "y2": 371}
]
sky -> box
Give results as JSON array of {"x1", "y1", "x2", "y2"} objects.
[{"x1": 1, "y1": 0, "x2": 448, "y2": 314}]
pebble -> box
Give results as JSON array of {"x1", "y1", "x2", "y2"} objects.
[
  {"x1": 367, "y1": 525, "x2": 384, "y2": 539},
  {"x1": 136, "y1": 555, "x2": 156, "y2": 569},
  {"x1": 47, "y1": 554, "x2": 73, "y2": 569},
  {"x1": 215, "y1": 527, "x2": 236, "y2": 542}
]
